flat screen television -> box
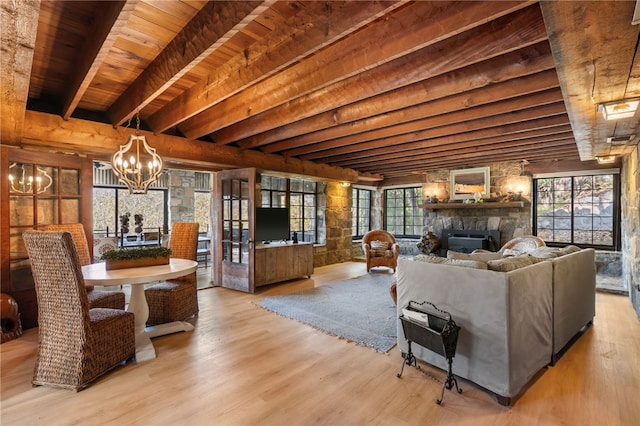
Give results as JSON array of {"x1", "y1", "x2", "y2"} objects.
[{"x1": 255, "y1": 207, "x2": 290, "y2": 243}]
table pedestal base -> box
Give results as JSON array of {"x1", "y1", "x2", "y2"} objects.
[
  {"x1": 134, "y1": 322, "x2": 195, "y2": 362},
  {"x1": 129, "y1": 285, "x2": 195, "y2": 362}
]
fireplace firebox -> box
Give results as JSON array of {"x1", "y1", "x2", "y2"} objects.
[{"x1": 440, "y1": 229, "x2": 500, "y2": 254}]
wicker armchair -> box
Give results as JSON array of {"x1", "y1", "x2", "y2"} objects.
[
  {"x1": 362, "y1": 229, "x2": 401, "y2": 272},
  {"x1": 23, "y1": 231, "x2": 135, "y2": 391},
  {"x1": 44, "y1": 224, "x2": 125, "y2": 310},
  {"x1": 145, "y1": 222, "x2": 199, "y2": 326}
]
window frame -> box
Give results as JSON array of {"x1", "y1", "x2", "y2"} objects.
[
  {"x1": 352, "y1": 187, "x2": 372, "y2": 239},
  {"x1": 260, "y1": 176, "x2": 318, "y2": 243},
  {"x1": 532, "y1": 172, "x2": 620, "y2": 250},
  {"x1": 92, "y1": 185, "x2": 169, "y2": 237},
  {"x1": 383, "y1": 186, "x2": 424, "y2": 238}
]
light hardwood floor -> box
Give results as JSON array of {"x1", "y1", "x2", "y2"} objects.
[{"x1": 1, "y1": 262, "x2": 639, "y2": 426}]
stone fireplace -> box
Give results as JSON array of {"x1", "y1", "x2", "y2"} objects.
[{"x1": 421, "y1": 162, "x2": 532, "y2": 251}]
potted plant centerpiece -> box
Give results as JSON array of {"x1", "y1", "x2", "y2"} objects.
[{"x1": 101, "y1": 246, "x2": 172, "y2": 270}]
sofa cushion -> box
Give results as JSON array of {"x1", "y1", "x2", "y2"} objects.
[
  {"x1": 414, "y1": 254, "x2": 488, "y2": 270},
  {"x1": 486, "y1": 256, "x2": 535, "y2": 272},
  {"x1": 447, "y1": 250, "x2": 503, "y2": 262}
]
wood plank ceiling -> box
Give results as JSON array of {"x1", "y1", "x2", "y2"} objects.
[{"x1": 3, "y1": 0, "x2": 639, "y2": 184}]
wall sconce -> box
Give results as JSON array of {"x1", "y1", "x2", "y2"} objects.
[
  {"x1": 340, "y1": 181, "x2": 351, "y2": 187},
  {"x1": 506, "y1": 176, "x2": 530, "y2": 201},
  {"x1": 595, "y1": 155, "x2": 616, "y2": 164},
  {"x1": 506, "y1": 185, "x2": 523, "y2": 201},
  {"x1": 598, "y1": 99, "x2": 640, "y2": 120},
  {"x1": 423, "y1": 183, "x2": 439, "y2": 203}
]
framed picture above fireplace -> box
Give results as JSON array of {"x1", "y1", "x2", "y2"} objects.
[{"x1": 450, "y1": 167, "x2": 490, "y2": 201}]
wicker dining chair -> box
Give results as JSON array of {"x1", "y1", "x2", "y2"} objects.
[
  {"x1": 23, "y1": 231, "x2": 135, "y2": 391},
  {"x1": 44, "y1": 224, "x2": 125, "y2": 310},
  {"x1": 145, "y1": 222, "x2": 199, "y2": 326}
]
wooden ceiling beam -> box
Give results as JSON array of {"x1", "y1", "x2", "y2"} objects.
[
  {"x1": 333, "y1": 130, "x2": 575, "y2": 169},
  {"x1": 352, "y1": 138, "x2": 577, "y2": 173},
  {"x1": 296, "y1": 100, "x2": 568, "y2": 161},
  {"x1": 20, "y1": 110, "x2": 362, "y2": 183},
  {"x1": 147, "y1": 1, "x2": 407, "y2": 133},
  {"x1": 108, "y1": 1, "x2": 271, "y2": 126},
  {"x1": 268, "y1": 68, "x2": 560, "y2": 155},
  {"x1": 181, "y1": 1, "x2": 535, "y2": 140},
  {"x1": 239, "y1": 41, "x2": 555, "y2": 151},
  {"x1": 540, "y1": 1, "x2": 640, "y2": 161},
  {"x1": 306, "y1": 113, "x2": 571, "y2": 165},
  {"x1": 377, "y1": 147, "x2": 581, "y2": 177},
  {"x1": 0, "y1": 0, "x2": 40, "y2": 146},
  {"x1": 211, "y1": 2, "x2": 546, "y2": 145},
  {"x1": 327, "y1": 121, "x2": 573, "y2": 166},
  {"x1": 61, "y1": 1, "x2": 137, "y2": 120}
]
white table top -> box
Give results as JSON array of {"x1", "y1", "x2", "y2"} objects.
[{"x1": 82, "y1": 258, "x2": 198, "y2": 286}]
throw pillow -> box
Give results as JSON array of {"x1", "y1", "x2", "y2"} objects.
[
  {"x1": 502, "y1": 248, "x2": 524, "y2": 257},
  {"x1": 527, "y1": 247, "x2": 561, "y2": 259},
  {"x1": 486, "y1": 256, "x2": 535, "y2": 272},
  {"x1": 371, "y1": 249, "x2": 393, "y2": 257},
  {"x1": 93, "y1": 237, "x2": 118, "y2": 263},
  {"x1": 370, "y1": 240, "x2": 390, "y2": 250}
]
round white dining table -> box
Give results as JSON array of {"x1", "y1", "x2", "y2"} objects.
[{"x1": 82, "y1": 258, "x2": 198, "y2": 362}]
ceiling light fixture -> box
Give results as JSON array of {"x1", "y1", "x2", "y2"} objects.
[
  {"x1": 8, "y1": 163, "x2": 53, "y2": 194},
  {"x1": 111, "y1": 112, "x2": 163, "y2": 194},
  {"x1": 606, "y1": 134, "x2": 636, "y2": 144},
  {"x1": 595, "y1": 155, "x2": 616, "y2": 164},
  {"x1": 598, "y1": 99, "x2": 640, "y2": 120}
]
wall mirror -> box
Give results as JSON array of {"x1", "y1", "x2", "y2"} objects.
[{"x1": 450, "y1": 167, "x2": 490, "y2": 200}]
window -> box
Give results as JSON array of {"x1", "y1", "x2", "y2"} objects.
[
  {"x1": 261, "y1": 176, "x2": 317, "y2": 243},
  {"x1": 194, "y1": 172, "x2": 212, "y2": 235},
  {"x1": 222, "y1": 178, "x2": 250, "y2": 263},
  {"x1": 352, "y1": 188, "x2": 371, "y2": 238},
  {"x1": 533, "y1": 173, "x2": 619, "y2": 249},
  {"x1": 194, "y1": 191, "x2": 211, "y2": 235},
  {"x1": 93, "y1": 187, "x2": 167, "y2": 237},
  {"x1": 261, "y1": 175, "x2": 287, "y2": 207},
  {"x1": 384, "y1": 187, "x2": 423, "y2": 237}
]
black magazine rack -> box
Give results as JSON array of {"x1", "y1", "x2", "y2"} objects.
[{"x1": 397, "y1": 301, "x2": 462, "y2": 404}]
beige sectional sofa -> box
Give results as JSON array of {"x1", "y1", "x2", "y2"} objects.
[{"x1": 395, "y1": 246, "x2": 596, "y2": 405}]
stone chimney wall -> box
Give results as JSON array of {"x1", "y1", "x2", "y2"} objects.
[
  {"x1": 168, "y1": 170, "x2": 195, "y2": 225},
  {"x1": 315, "y1": 181, "x2": 353, "y2": 267}
]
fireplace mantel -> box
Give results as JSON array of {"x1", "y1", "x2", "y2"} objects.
[{"x1": 420, "y1": 201, "x2": 525, "y2": 210}]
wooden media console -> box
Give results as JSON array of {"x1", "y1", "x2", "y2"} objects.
[{"x1": 254, "y1": 242, "x2": 314, "y2": 287}]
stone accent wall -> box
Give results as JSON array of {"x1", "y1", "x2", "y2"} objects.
[
  {"x1": 621, "y1": 146, "x2": 640, "y2": 318},
  {"x1": 315, "y1": 182, "x2": 353, "y2": 267},
  {"x1": 168, "y1": 170, "x2": 195, "y2": 224}
]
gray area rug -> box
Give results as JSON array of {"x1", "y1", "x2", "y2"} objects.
[{"x1": 257, "y1": 272, "x2": 397, "y2": 353}]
